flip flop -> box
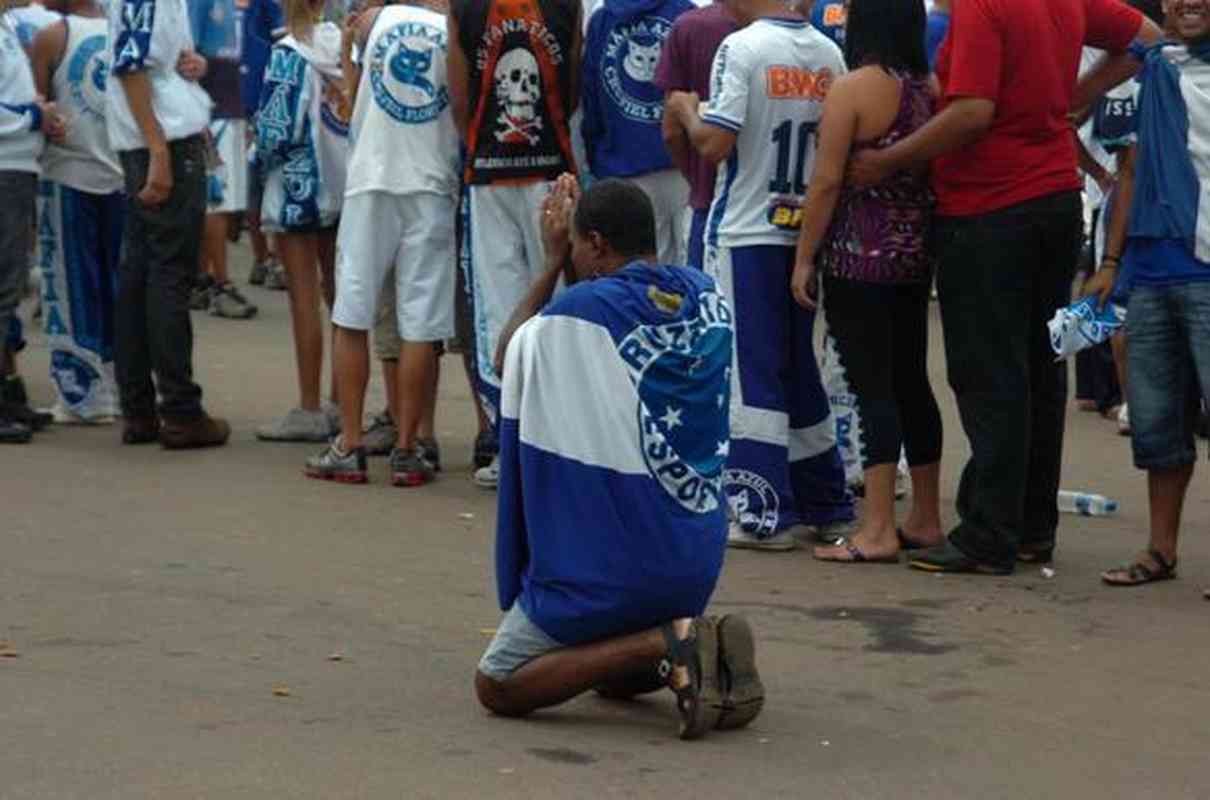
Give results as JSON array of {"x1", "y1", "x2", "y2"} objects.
[{"x1": 814, "y1": 540, "x2": 900, "y2": 564}]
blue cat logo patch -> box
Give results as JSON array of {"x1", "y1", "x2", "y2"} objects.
[
  {"x1": 618, "y1": 290, "x2": 733, "y2": 513},
  {"x1": 370, "y1": 21, "x2": 449, "y2": 125},
  {"x1": 602, "y1": 16, "x2": 673, "y2": 123}
]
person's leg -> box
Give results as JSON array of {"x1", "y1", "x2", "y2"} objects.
[
  {"x1": 0, "y1": 172, "x2": 35, "y2": 438},
  {"x1": 383, "y1": 358, "x2": 400, "y2": 422},
  {"x1": 467, "y1": 184, "x2": 532, "y2": 426},
  {"x1": 328, "y1": 194, "x2": 396, "y2": 447},
  {"x1": 420, "y1": 349, "x2": 438, "y2": 441},
  {"x1": 391, "y1": 194, "x2": 456, "y2": 484},
  {"x1": 713, "y1": 245, "x2": 805, "y2": 542},
  {"x1": 786, "y1": 260, "x2": 853, "y2": 531},
  {"x1": 142, "y1": 138, "x2": 209, "y2": 421},
  {"x1": 203, "y1": 213, "x2": 230, "y2": 284},
  {"x1": 633, "y1": 170, "x2": 690, "y2": 265},
  {"x1": 278, "y1": 232, "x2": 324, "y2": 411},
  {"x1": 687, "y1": 208, "x2": 708, "y2": 270},
  {"x1": 1103, "y1": 282, "x2": 1196, "y2": 582},
  {"x1": 113, "y1": 152, "x2": 157, "y2": 425},
  {"x1": 924, "y1": 202, "x2": 1037, "y2": 571},
  {"x1": 891, "y1": 282, "x2": 944, "y2": 545},
  {"x1": 318, "y1": 227, "x2": 338, "y2": 404},
  {"x1": 1021, "y1": 193, "x2": 1082, "y2": 555},
  {"x1": 814, "y1": 277, "x2": 899, "y2": 561}
]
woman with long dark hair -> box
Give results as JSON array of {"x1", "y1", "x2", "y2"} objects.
[{"x1": 791, "y1": 0, "x2": 944, "y2": 563}]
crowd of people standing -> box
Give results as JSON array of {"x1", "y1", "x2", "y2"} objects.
[{"x1": 2, "y1": 0, "x2": 1208, "y2": 739}]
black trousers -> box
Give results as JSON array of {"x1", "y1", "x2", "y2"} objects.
[
  {"x1": 935, "y1": 191, "x2": 1082, "y2": 568},
  {"x1": 115, "y1": 135, "x2": 207, "y2": 420},
  {"x1": 822, "y1": 276, "x2": 942, "y2": 469}
]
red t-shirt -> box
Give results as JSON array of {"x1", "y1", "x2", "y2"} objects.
[{"x1": 931, "y1": 0, "x2": 1142, "y2": 216}]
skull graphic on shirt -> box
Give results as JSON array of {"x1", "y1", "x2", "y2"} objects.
[{"x1": 493, "y1": 47, "x2": 543, "y2": 145}]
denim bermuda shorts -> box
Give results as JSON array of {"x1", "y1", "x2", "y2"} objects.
[
  {"x1": 1126, "y1": 281, "x2": 1210, "y2": 470},
  {"x1": 477, "y1": 604, "x2": 562, "y2": 682}
]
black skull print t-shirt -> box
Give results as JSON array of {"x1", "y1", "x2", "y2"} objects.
[{"x1": 453, "y1": 0, "x2": 579, "y2": 184}]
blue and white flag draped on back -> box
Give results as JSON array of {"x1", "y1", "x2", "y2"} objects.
[
  {"x1": 496, "y1": 262, "x2": 733, "y2": 646},
  {"x1": 1130, "y1": 40, "x2": 1210, "y2": 260}
]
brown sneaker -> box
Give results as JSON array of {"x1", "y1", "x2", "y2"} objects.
[
  {"x1": 122, "y1": 416, "x2": 161, "y2": 445},
  {"x1": 159, "y1": 414, "x2": 231, "y2": 450}
]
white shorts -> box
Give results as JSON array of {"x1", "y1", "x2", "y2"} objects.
[
  {"x1": 331, "y1": 191, "x2": 456, "y2": 342},
  {"x1": 207, "y1": 119, "x2": 248, "y2": 213},
  {"x1": 466, "y1": 181, "x2": 553, "y2": 393},
  {"x1": 630, "y1": 169, "x2": 690, "y2": 266}
]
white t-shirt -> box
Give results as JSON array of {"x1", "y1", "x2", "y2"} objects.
[
  {"x1": 43, "y1": 16, "x2": 124, "y2": 193},
  {"x1": 4, "y1": 3, "x2": 60, "y2": 48},
  {"x1": 0, "y1": 19, "x2": 44, "y2": 174},
  {"x1": 703, "y1": 17, "x2": 844, "y2": 248},
  {"x1": 346, "y1": 4, "x2": 459, "y2": 198},
  {"x1": 105, "y1": 0, "x2": 212, "y2": 151}
]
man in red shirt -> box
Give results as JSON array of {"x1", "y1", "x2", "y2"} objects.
[{"x1": 850, "y1": 0, "x2": 1161, "y2": 574}]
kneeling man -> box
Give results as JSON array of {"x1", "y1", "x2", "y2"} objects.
[{"x1": 474, "y1": 176, "x2": 764, "y2": 740}]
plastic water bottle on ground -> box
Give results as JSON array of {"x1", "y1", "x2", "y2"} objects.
[{"x1": 1057, "y1": 490, "x2": 1119, "y2": 516}]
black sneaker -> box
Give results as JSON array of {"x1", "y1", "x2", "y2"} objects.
[
  {"x1": 908, "y1": 539, "x2": 1014, "y2": 575},
  {"x1": 2, "y1": 376, "x2": 52, "y2": 431},
  {"x1": 473, "y1": 429, "x2": 497, "y2": 469},
  {"x1": 0, "y1": 416, "x2": 32, "y2": 444},
  {"x1": 249, "y1": 260, "x2": 270, "y2": 286},
  {"x1": 190, "y1": 275, "x2": 216, "y2": 311}
]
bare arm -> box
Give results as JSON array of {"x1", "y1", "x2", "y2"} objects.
[
  {"x1": 1072, "y1": 17, "x2": 1164, "y2": 113},
  {"x1": 791, "y1": 76, "x2": 859, "y2": 309},
  {"x1": 848, "y1": 96, "x2": 994, "y2": 187},
  {"x1": 1085, "y1": 145, "x2": 1135, "y2": 307},
  {"x1": 447, "y1": 9, "x2": 471, "y2": 140},
  {"x1": 30, "y1": 21, "x2": 65, "y2": 100},
  {"x1": 343, "y1": 8, "x2": 379, "y2": 110},
  {"x1": 661, "y1": 92, "x2": 692, "y2": 177},
  {"x1": 666, "y1": 91, "x2": 736, "y2": 165},
  {"x1": 117, "y1": 71, "x2": 172, "y2": 204}
]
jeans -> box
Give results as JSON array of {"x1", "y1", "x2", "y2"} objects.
[
  {"x1": 935, "y1": 191, "x2": 1082, "y2": 568},
  {"x1": 0, "y1": 172, "x2": 36, "y2": 373},
  {"x1": 115, "y1": 136, "x2": 207, "y2": 420},
  {"x1": 1126, "y1": 281, "x2": 1210, "y2": 470}
]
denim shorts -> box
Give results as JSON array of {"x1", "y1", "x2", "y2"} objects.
[
  {"x1": 477, "y1": 604, "x2": 562, "y2": 682},
  {"x1": 1126, "y1": 281, "x2": 1210, "y2": 470}
]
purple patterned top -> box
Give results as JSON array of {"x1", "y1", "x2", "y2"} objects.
[{"x1": 820, "y1": 76, "x2": 936, "y2": 284}]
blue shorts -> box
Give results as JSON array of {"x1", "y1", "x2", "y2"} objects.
[
  {"x1": 1126, "y1": 281, "x2": 1210, "y2": 470},
  {"x1": 477, "y1": 604, "x2": 562, "y2": 682}
]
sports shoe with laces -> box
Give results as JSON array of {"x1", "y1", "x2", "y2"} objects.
[
  {"x1": 727, "y1": 522, "x2": 797, "y2": 551},
  {"x1": 417, "y1": 436, "x2": 441, "y2": 472},
  {"x1": 361, "y1": 410, "x2": 397, "y2": 456},
  {"x1": 263, "y1": 262, "x2": 288, "y2": 291},
  {"x1": 209, "y1": 282, "x2": 258, "y2": 319},
  {"x1": 190, "y1": 275, "x2": 216, "y2": 310},
  {"x1": 0, "y1": 415, "x2": 32, "y2": 444},
  {"x1": 390, "y1": 446, "x2": 435, "y2": 487},
  {"x1": 249, "y1": 259, "x2": 271, "y2": 286},
  {"x1": 305, "y1": 439, "x2": 368, "y2": 483},
  {"x1": 256, "y1": 407, "x2": 332, "y2": 442},
  {"x1": 473, "y1": 453, "x2": 499, "y2": 489}
]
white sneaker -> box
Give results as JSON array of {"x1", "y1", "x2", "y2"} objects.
[
  {"x1": 474, "y1": 454, "x2": 500, "y2": 489},
  {"x1": 256, "y1": 407, "x2": 332, "y2": 442},
  {"x1": 43, "y1": 400, "x2": 116, "y2": 425},
  {"x1": 1117, "y1": 404, "x2": 1131, "y2": 436},
  {"x1": 727, "y1": 522, "x2": 797, "y2": 551}
]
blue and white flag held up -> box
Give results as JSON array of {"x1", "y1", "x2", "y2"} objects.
[{"x1": 495, "y1": 262, "x2": 732, "y2": 646}]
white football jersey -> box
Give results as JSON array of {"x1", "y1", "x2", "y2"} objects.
[{"x1": 702, "y1": 17, "x2": 844, "y2": 248}]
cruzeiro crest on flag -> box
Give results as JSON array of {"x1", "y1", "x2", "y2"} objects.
[{"x1": 617, "y1": 289, "x2": 733, "y2": 514}]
